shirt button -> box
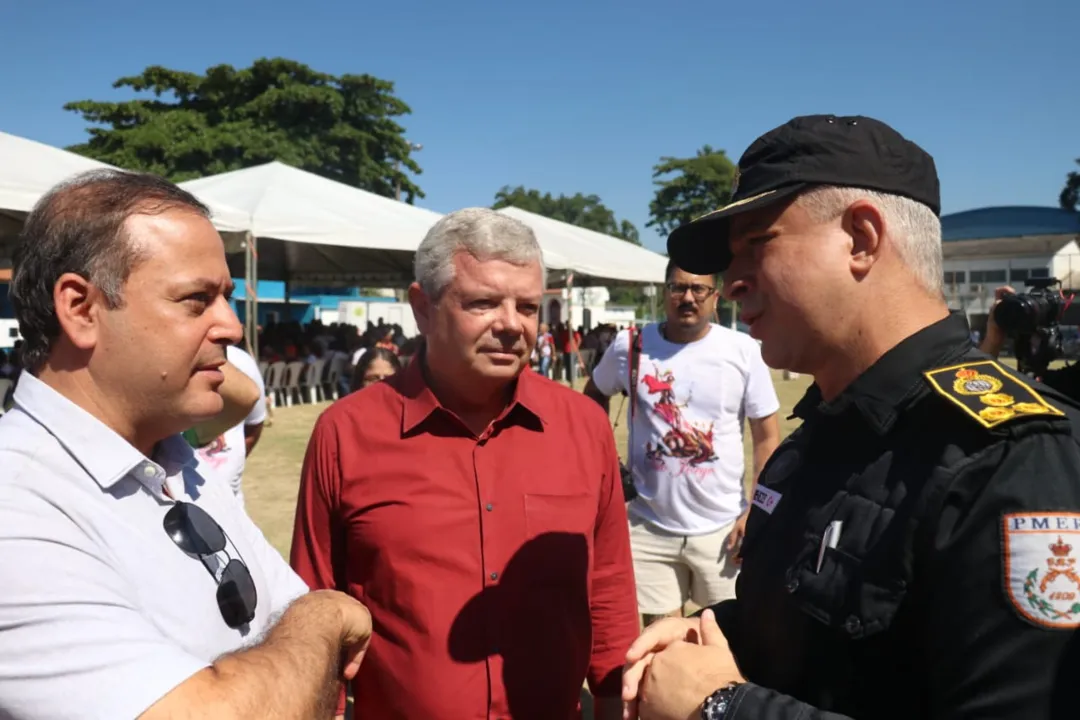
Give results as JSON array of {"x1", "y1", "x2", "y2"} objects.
[
  {"x1": 142, "y1": 464, "x2": 157, "y2": 478},
  {"x1": 485, "y1": 503, "x2": 494, "y2": 512},
  {"x1": 490, "y1": 572, "x2": 498, "y2": 581},
  {"x1": 785, "y1": 578, "x2": 799, "y2": 593},
  {"x1": 844, "y1": 615, "x2": 862, "y2": 635}
]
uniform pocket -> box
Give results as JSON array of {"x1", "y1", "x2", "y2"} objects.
[{"x1": 788, "y1": 494, "x2": 909, "y2": 639}]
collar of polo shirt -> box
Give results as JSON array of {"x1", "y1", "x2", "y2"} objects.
[{"x1": 13, "y1": 371, "x2": 199, "y2": 490}]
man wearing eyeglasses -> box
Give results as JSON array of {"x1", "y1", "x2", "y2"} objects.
[
  {"x1": 585, "y1": 259, "x2": 781, "y2": 626},
  {"x1": 0, "y1": 169, "x2": 372, "y2": 720}
]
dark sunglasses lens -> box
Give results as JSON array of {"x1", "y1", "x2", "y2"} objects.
[
  {"x1": 217, "y1": 559, "x2": 257, "y2": 628},
  {"x1": 163, "y1": 503, "x2": 226, "y2": 556}
]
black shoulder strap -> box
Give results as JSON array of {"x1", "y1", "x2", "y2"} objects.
[{"x1": 628, "y1": 325, "x2": 643, "y2": 420}]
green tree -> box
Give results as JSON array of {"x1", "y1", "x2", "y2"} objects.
[
  {"x1": 64, "y1": 58, "x2": 424, "y2": 202},
  {"x1": 491, "y1": 186, "x2": 641, "y2": 244},
  {"x1": 647, "y1": 145, "x2": 737, "y2": 237},
  {"x1": 1061, "y1": 159, "x2": 1080, "y2": 211}
]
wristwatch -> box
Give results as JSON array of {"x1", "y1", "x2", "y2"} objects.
[{"x1": 700, "y1": 682, "x2": 742, "y2": 719}]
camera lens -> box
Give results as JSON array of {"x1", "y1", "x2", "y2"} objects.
[{"x1": 993, "y1": 290, "x2": 1064, "y2": 335}]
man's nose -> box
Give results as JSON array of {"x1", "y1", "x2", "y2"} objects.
[
  {"x1": 492, "y1": 303, "x2": 524, "y2": 334},
  {"x1": 210, "y1": 298, "x2": 244, "y2": 345}
]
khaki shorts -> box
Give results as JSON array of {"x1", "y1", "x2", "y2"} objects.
[{"x1": 629, "y1": 514, "x2": 740, "y2": 615}]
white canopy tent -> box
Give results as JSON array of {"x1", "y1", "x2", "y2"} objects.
[
  {"x1": 495, "y1": 206, "x2": 668, "y2": 285},
  {"x1": 179, "y1": 161, "x2": 446, "y2": 286},
  {"x1": 0, "y1": 131, "x2": 249, "y2": 237}
]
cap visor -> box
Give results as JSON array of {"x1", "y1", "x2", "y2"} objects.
[{"x1": 667, "y1": 185, "x2": 806, "y2": 274}]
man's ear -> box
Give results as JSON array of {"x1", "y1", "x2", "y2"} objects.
[
  {"x1": 845, "y1": 200, "x2": 886, "y2": 278},
  {"x1": 407, "y1": 282, "x2": 432, "y2": 335},
  {"x1": 53, "y1": 272, "x2": 104, "y2": 352}
]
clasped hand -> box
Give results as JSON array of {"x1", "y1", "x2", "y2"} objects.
[{"x1": 621, "y1": 609, "x2": 745, "y2": 720}]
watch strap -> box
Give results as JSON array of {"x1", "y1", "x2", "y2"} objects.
[{"x1": 701, "y1": 682, "x2": 742, "y2": 720}]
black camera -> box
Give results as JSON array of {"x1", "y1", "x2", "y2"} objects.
[
  {"x1": 619, "y1": 463, "x2": 638, "y2": 502},
  {"x1": 992, "y1": 277, "x2": 1067, "y2": 377}
]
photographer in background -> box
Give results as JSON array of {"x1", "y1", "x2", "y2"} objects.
[
  {"x1": 584, "y1": 259, "x2": 780, "y2": 628},
  {"x1": 980, "y1": 284, "x2": 1080, "y2": 398}
]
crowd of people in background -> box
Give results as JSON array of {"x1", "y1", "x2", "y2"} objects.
[
  {"x1": 533, "y1": 321, "x2": 621, "y2": 381},
  {"x1": 0, "y1": 314, "x2": 632, "y2": 414},
  {"x1": 255, "y1": 317, "x2": 419, "y2": 397},
  {"x1": 245, "y1": 315, "x2": 629, "y2": 401}
]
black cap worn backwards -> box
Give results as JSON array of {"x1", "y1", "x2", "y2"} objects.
[{"x1": 666, "y1": 114, "x2": 941, "y2": 275}]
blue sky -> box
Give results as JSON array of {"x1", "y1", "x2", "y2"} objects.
[{"x1": 2, "y1": 0, "x2": 1076, "y2": 254}]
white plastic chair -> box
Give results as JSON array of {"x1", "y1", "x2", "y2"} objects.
[
  {"x1": 0, "y1": 378, "x2": 13, "y2": 414},
  {"x1": 266, "y1": 362, "x2": 288, "y2": 407},
  {"x1": 325, "y1": 354, "x2": 348, "y2": 400},
  {"x1": 304, "y1": 359, "x2": 327, "y2": 403},
  {"x1": 284, "y1": 361, "x2": 306, "y2": 406}
]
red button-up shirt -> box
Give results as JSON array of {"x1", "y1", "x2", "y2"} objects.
[{"x1": 290, "y1": 359, "x2": 638, "y2": 719}]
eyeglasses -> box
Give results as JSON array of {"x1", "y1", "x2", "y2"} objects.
[
  {"x1": 163, "y1": 501, "x2": 257, "y2": 629},
  {"x1": 665, "y1": 282, "x2": 717, "y2": 300}
]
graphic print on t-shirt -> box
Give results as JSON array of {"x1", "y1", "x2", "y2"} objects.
[
  {"x1": 198, "y1": 434, "x2": 232, "y2": 470},
  {"x1": 641, "y1": 364, "x2": 718, "y2": 468}
]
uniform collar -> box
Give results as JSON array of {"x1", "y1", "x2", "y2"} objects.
[
  {"x1": 792, "y1": 312, "x2": 974, "y2": 434},
  {"x1": 13, "y1": 371, "x2": 197, "y2": 489},
  {"x1": 399, "y1": 345, "x2": 546, "y2": 436}
]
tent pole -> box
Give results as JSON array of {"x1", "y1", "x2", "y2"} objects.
[
  {"x1": 243, "y1": 231, "x2": 258, "y2": 355},
  {"x1": 566, "y1": 272, "x2": 579, "y2": 385}
]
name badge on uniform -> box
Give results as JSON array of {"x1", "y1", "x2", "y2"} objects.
[
  {"x1": 1004, "y1": 512, "x2": 1080, "y2": 629},
  {"x1": 752, "y1": 486, "x2": 782, "y2": 515}
]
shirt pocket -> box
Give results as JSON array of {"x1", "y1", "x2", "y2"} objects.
[
  {"x1": 522, "y1": 493, "x2": 596, "y2": 590},
  {"x1": 523, "y1": 492, "x2": 595, "y2": 540},
  {"x1": 787, "y1": 492, "x2": 909, "y2": 640}
]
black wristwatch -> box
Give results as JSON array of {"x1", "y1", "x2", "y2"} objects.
[{"x1": 700, "y1": 682, "x2": 742, "y2": 719}]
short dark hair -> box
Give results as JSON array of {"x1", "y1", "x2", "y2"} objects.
[
  {"x1": 665, "y1": 258, "x2": 678, "y2": 282},
  {"x1": 665, "y1": 258, "x2": 720, "y2": 285},
  {"x1": 10, "y1": 169, "x2": 211, "y2": 371}
]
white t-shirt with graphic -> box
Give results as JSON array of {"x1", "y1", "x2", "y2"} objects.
[
  {"x1": 195, "y1": 345, "x2": 267, "y2": 508},
  {"x1": 591, "y1": 323, "x2": 780, "y2": 534}
]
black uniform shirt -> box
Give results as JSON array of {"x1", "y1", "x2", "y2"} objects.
[{"x1": 715, "y1": 312, "x2": 1080, "y2": 719}]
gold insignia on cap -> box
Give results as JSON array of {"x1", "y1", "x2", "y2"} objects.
[{"x1": 924, "y1": 360, "x2": 1064, "y2": 429}]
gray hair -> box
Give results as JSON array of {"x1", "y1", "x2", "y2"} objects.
[
  {"x1": 414, "y1": 208, "x2": 545, "y2": 297},
  {"x1": 796, "y1": 185, "x2": 943, "y2": 296}
]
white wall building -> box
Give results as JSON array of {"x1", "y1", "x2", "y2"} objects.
[
  {"x1": 541, "y1": 285, "x2": 641, "y2": 329},
  {"x1": 941, "y1": 206, "x2": 1080, "y2": 330}
]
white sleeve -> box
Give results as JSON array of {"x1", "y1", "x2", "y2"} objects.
[
  {"x1": 227, "y1": 345, "x2": 267, "y2": 427},
  {"x1": 590, "y1": 329, "x2": 632, "y2": 397},
  {"x1": 742, "y1": 338, "x2": 781, "y2": 420},
  {"x1": 0, "y1": 490, "x2": 208, "y2": 720}
]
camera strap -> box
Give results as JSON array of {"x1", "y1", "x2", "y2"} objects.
[{"x1": 612, "y1": 324, "x2": 644, "y2": 437}]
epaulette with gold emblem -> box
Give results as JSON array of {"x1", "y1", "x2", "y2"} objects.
[{"x1": 923, "y1": 360, "x2": 1065, "y2": 429}]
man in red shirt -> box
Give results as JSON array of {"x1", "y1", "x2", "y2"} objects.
[{"x1": 290, "y1": 207, "x2": 639, "y2": 719}]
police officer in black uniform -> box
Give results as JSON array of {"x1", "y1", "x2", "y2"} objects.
[{"x1": 620, "y1": 114, "x2": 1080, "y2": 720}]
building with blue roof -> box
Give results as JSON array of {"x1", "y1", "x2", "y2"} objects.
[{"x1": 941, "y1": 206, "x2": 1080, "y2": 327}]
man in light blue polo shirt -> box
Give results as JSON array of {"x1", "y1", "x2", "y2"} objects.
[{"x1": 0, "y1": 169, "x2": 372, "y2": 720}]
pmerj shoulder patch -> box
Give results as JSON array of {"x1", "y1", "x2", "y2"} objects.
[
  {"x1": 923, "y1": 360, "x2": 1064, "y2": 429},
  {"x1": 1004, "y1": 513, "x2": 1080, "y2": 629}
]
